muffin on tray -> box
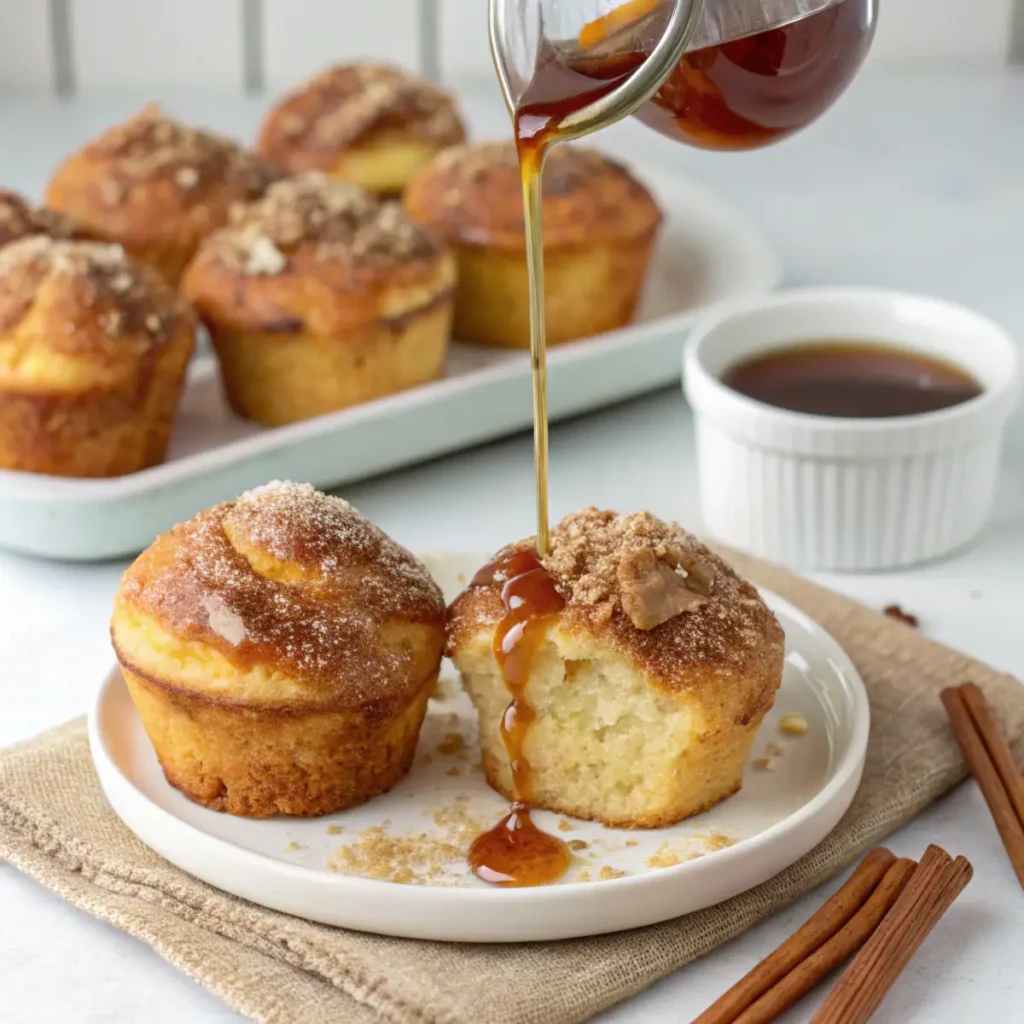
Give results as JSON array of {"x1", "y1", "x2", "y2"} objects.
[
  {"x1": 403, "y1": 142, "x2": 662, "y2": 348},
  {"x1": 447, "y1": 508, "x2": 784, "y2": 827},
  {"x1": 45, "y1": 105, "x2": 279, "y2": 285},
  {"x1": 182, "y1": 172, "x2": 455, "y2": 426},
  {"x1": 257, "y1": 62, "x2": 467, "y2": 197},
  {"x1": 0, "y1": 237, "x2": 195, "y2": 477},
  {"x1": 111, "y1": 481, "x2": 446, "y2": 818}
]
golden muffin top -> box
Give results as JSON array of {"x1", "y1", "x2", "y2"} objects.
[
  {"x1": 45, "y1": 106, "x2": 279, "y2": 254},
  {"x1": 114, "y1": 481, "x2": 446, "y2": 714},
  {"x1": 257, "y1": 62, "x2": 467, "y2": 170},
  {"x1": 0, "y1": 190, "x2": 79, "y2": 249},
  {"x1": 403, "y1": 141, "x2": 662, "y2": 251},
  {"x1": 0, "y1": 236, "x2": 194, "y2": 391},
  {"x1": 447, "y1": 508, "x2": 784, "y2": 726},
  {"x1": 182, "y1": 174, "x2": 453, "y2": 331}
]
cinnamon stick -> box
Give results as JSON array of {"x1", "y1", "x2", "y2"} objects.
[
  {"x1": 959, "y1": 683, "x2": 1024, "y2": 827},
  {"x1": 810, "y1": 845, "x2": 973, "y2": 1024},
  {"x1": 691, "y1": 848, "x2": 896, "y2": 1024},
  {"x1": 733, "y1": 858, "x2": 916, "y2": 1024},
  {"x1": 942, "y1": 685, "x2": 1024, "y2": 888}
]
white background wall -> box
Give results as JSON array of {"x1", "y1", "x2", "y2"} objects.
[{"x1": 0, "y1": 0, "x2": 1019, "y2": 96}]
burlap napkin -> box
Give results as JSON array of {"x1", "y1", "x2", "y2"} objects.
[{"x1": 1, "y1": 550, "x2": 1023, "y2": 1024}]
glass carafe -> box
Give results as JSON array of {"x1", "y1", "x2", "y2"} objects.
[{"x1": 492, "y1": 0, "x2": 878, "y2": 150}]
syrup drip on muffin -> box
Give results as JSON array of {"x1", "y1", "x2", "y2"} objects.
[{"x1": 467, "y1": 548, "x2": 571, "y2": 887}]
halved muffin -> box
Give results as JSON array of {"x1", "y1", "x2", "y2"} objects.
[
  {"x1": 447, "y1": 508, "x2": 784, "y2": 827},
  {"x1": 111, "y1": 481, "x2": 446, "y2": 818},
  {"x1": 182, "y1": 172, "x2": 455, "y2": 426},
  {"x1": 403, "y1": 142, "x2": 662, "y2": 348}
]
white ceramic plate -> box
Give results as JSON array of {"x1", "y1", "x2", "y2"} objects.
[
  {"x1": 89, "y1": 552, "x2": 868, "y2": 943},
  {"x1": 0, "y1": 167, "x2": 780, "y2": 560}
]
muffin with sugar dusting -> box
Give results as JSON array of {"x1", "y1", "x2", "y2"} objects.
[
  {"x1": 45, "y1": 105, "x2": 279, "y2": 284},
  {"x1": 111, "y1": 481, "x2": 446, "y2": 818},
  {"x1": 256, "y1": 62, "x2": 467, "y2": 197},
  {"x1": 0, "y1": 236, "x2": 195, "y2": 477},
  {"x1": 181, "y1": 172, "x2": 455, "y2": 426},
  {"x1": 446, "y1": 509, "x2": 784, "y2": 828},
  {"x1": 0, "y1": 189, "x2": 80, "y2": 249},
  {"x1": 404, "y1": 141, "x2": 662, "y2": 348}
]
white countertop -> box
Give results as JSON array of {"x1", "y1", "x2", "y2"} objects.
[{"x1": 1, "y1": 69, "x2": 1022, "y2": 1023}]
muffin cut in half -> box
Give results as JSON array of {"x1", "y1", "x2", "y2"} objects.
[
  {"x1": 111, "y1": 481, "x2": 446, "y2": 818},
  {"x1": 256, "y1": 62, "x2": 467, "y2": 197},
  {"x1": 446, "y1": 509, "x2": 785, "y2": 828},
  {"x1": 45, "y1": 105, "x2": 279, "y2": 285},
  {"x1": 403, "y1": 142, "x2": 662, "y2": 348},
  {"x1": 0, "y1": 237, "x2": 195, "y2": 477},
  {"x1": 182, "y1": 172, "x2": 455, "y2": 426}
]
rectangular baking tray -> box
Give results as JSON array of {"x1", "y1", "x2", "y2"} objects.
[{"x1": 0, "y1": 165, "x2": 780, "y2": 560}]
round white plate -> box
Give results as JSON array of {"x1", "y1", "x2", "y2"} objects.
[{"x1": 89, "y1": 552, "x2": 869, "y2": 943}]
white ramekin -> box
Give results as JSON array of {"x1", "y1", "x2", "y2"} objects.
[{"x1": 683, "y1": 288, "x2": 1021, "y2": 571}]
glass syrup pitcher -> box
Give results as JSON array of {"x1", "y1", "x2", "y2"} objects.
[{"x1": 492, "y1": 0, "x2": 878, "y2": 151}]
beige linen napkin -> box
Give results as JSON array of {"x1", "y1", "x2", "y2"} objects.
[{"x1": 1, "y1": 550, "x2": 1022, "y2": 1024}]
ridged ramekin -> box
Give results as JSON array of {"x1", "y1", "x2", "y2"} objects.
[{"x1": 683, "y1": 288, "x2": 1021, "y2": 570}]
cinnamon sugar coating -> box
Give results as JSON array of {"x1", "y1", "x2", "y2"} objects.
[
  {"x1": 0, "y1": 190, "x2": 79, "y2": 249},
  {"x1": 257, "y1": 62, "x2": 466, "y2": 170},
  {"x1": 116, "y1": 481, "x2": 446, "y2": 715},
  {"x1": 448, "y1": 508, "x2": 783, "y2": 719},
  {"x1": 403, "y1": 141, "x2": 662, "y2": 250},
  {"x1": 45, "y1": 105, "x2": 279, "y2": 283}
]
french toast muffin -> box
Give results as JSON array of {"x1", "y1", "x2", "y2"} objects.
[
  {"x1": 256, "y1": 62, "x2": 467, "y2": 197},
  {"x1": 403, "y1": 142, "x2": 662, "y2": 348},
  {"x1": 45, "y1": 105, "x2": 279, "y2": 285},
  {"x1": 182, "y1": 172, "x2": 455, "y2": 426},
  {"x1": 0, "y1": 190, "x2": 79, "y2": 249},
  {"x1": 447, "y1": 509, "x2": 784, "y2": 828},
  {"x1": 111, "y1": 481, "x2": 446, "y2": 818},
  {"x1": 0, "y1": 237, "x2": 195, "y2": 477}
]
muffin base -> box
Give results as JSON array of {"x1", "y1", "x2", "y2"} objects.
[
  {"x1": 210, "y1": 296, "x2": 452, "y2": 426},
  {"x1": 0, "y1": 340, "x2": 192, "y2": 477},
  {"x1": 122, "y1": 665, "x2": 434, "y2": 818},
  {"x1": 450, "y1": 233, "x2": 657, "y2": 349}
]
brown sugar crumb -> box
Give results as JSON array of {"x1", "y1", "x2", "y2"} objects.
[
  {"x1": 437, "y1": 732, "x2": 467, "y2": 756},
  {"x1": 765, "y1": 741, "x2": 784, "y2": 757},
  {"x1": 599, "y1": 866, "x2": 628, "y2": 881},
  {"x1": 420, "y1": 753, "x2": 434, "y2": 765},
  {"x1": 625, "y1": 839, "x2": 639, "y2": 848},
  {"x1": 284, "y1": 841, "x2": 307, "y2": 852},
  {"x1": 647, "y1": 842, "x2": 681, "y2": 868},
  {"x1": 568, "y1": 840, "x2": 590, "y2": 852},
  {"x1": 446, "y1": 766, "x2": 460, "y2": 777},
  {"x1": 270, "y1": 63, "x2": 465, "y2": 151},
  {"x1": 704, "y1": 831, "x2": 736, "y2": 852},
  {"x1": 578, "y1": 868, "x2": 592, "y2": 882},
  {"x1": 326, "y1": 825, "x2": 344, "y2": 835},
  {"x1": 753, "y1": 757, "x2": 777, "y2": 771},
  {"x1": 557, "y1": 819, "x2": 577, "y2": 832},
  {"x1": 883, "y1": 604, "x2": 919, "y2": 628},
  {"x1": 779, "y1": 713, "x2": 809, "y2": 736},
  {"x1": 215, "y1": 173, "x2": 439, "y2": 277}
]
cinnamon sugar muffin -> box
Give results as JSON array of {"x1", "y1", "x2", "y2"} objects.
[
  {"x1": 111, "y1": 481, "x2": 446, "y2": 818},
  {"x1": 182, "y1": 172, "x2": 454, "y2": 426},
  {"x1": 403, "y1": 142, "x2": 662, "y2": 348},
  {"x1": 257, "y1": 62, "x2": 466, "y2": 197},
  {"x1": 447, "y1": 509, "x2": 784, "y2": 827},
  {"x1": 45, "y1": 105, "x2": 279, "y2": 284},
  {"x1": 0, "y1": 190, "x2": 79, "y2": 249},
  {"x1": 0, "y1": 237, "x2": 195, "y2": 477}
]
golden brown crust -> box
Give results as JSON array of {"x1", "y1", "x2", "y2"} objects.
[
  {"x1": 403, "y1": 141, "x2": 662, "y2": 251},
  {"x1": 0, "y1": 190, "x2": 80, "y2": 249},
  {"x1": 115, "y1": 481, "x2": 446, "y2": 715},
  {"x1": 45, "y1": 105, "x2": 280, "y2": 283},
  {"x1": 181, "y1": 172, "x2": 455, "y2": 335},
  {"x1": 256, "y1": 62, "x2": 466, "y2": 172},
  {"x1": 446, "y1": 508, "x2": 784, "y2": 728}
]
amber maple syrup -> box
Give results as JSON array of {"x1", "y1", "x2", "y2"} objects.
[
  {"x1": 470, "y1": 0, "x2": 873, "y2": 887},
  {"x1": 467, "y1": 548, "x2": 572, "y2": 886}
]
